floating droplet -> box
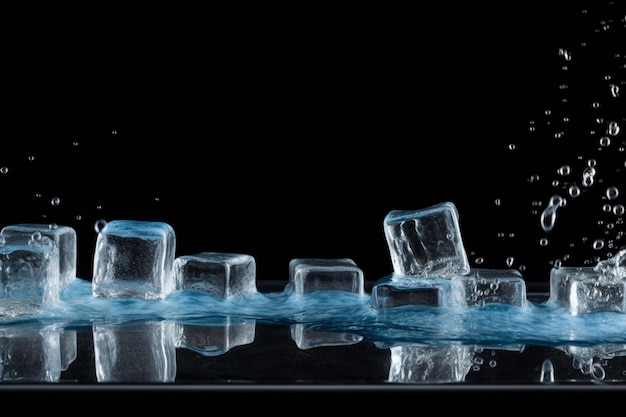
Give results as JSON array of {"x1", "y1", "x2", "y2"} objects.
[
  {"x1": 50, "y1": 197, "x2": 61, "y2": 206},
  {"x1": 0, "y1": 167, "x2": 8, "y2": 174},
  {"x1": 606, "y1": 186, "x2": 619, "y2": 200},
  {"x1": 94, "y1": 219, "x2": 108, "y2": 233}
]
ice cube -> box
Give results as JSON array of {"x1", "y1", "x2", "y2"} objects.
[
  {"x1": 451, "y1": 268, "x2": 527, "y2": 308},
  {"x1": 549, "y1": 266, "x2": 626, "y2": 315},
  {"x1": 384, "y1": 201, "x2": 470, "y2": 278},
  {"x1": 0, "y1": 240, "x2": 60, "y2": 316},
  {"x1": 288, "y1": 258, "x2": 364, "y2": 295},
  {"x1": 174, "y1": 252, "x2": 257, "y2": 299},
  {"x1": 92, "y1": 220, "x2": 176, "y2": 300},
  {"x1": 370, "y1": 274, "x2": 452, "y2": 309},
  {"x1": 0, "y1": 223, "x2": 77, "y2": 287}
]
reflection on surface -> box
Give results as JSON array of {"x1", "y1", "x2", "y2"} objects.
[
  {"x1": 0, "y1": 324, "x2": 76, "y2": 382},
  {"x1": 290, "y1": 323, "x2": 363, "y2": 350},
  {"x1": 555, "y1": 343, "x2": 626, "y2": 383},
  {"x1": 176, "y1": 318, "x2": 256, "y2": 356},
  {"x1": 93, "y1": 320, "x2": 178, "y2": 383}
]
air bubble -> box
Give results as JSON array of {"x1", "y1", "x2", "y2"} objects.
[
  {"x1": 50, "y1": 197, "x2": 61, "y2": 206},
  {"x1": 0, "y1": 167, "x2": 8, "y2": 174}
]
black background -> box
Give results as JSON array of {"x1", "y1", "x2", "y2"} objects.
[{"x1": 4, "y1": 0, "x2": 626, "y2": 284}]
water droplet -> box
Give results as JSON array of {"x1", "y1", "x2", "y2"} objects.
[
  {"x1": 50, "y1": 197, "x2": 61, "y2": 206},
  {"x1": 607, "y1": 121, "x2": 620, "y2": 136},
  {"x1": 610, "y1": 84, "x2": 620, "y2": 97},
  {"x1": 0, "y1": 167, "x2": 8, "y2": 174},
  {"x1": 557, "y1": 165, "x2": 571, "y2": 176},
  {"x1": 614, "y1": 204, "x2": 625, "y2": 216},
  {"x1": 94, "y1": 219, "x2": 108, "y2": 233},
  {"x1": 593, "y1": 239, "x2": 605, "y2": 250},
  {"x1": 505, "y1": 256, "x2": 515, "y2": 267},
  {"x1": 582, "y1": 166, "x2": 596, "y2": 187},
  {"x1": 540, "y1": 195, "x2": 565, "y2": 232},
  {"x1": 559, "y1": 48, "x2": 572, "y2": 61},
  {"x1": 48, "y1": 223, "x2": 57, "y2": 230},
  {"x1": 606, "y1": 186, "x2": 619, "y2": 200},
  {"x1": 539, "y1": 237, "x2": 549, "y2": 246},
  {"x1": 599, "y1": 136, "x2": 611, "y2": 147},
  {"x1": 539, "y1": 359, "x2": 555, "y2": 383},
  {"x1": 568, "y1": 184, "x2": 581, "y2": 198}
]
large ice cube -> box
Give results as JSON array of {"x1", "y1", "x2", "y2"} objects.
[
  {"x1": 0, "y1": 240, "x2": 60, "y2": 316},
  {"x1": 451, "y1": 268, "x2": 527, "y2": 308},
  {"x1": 92, "y1": 220, "x2": 176, "y2": 300},
  {"x1": 549, "y1": 266, "x2": 626, "y2": 315},
  {"x1": 288, "y1": 258, "x2": 364, "y2": 295},
  {"x1": 384, "y1": 202, "x2": 470, "y2": 278},
  {"x1": 370, "y1": 274, "x2": 452, "y2": 309},
  {"x1": 174, "y1": 252, "x2": 257, "y2": 299},
  {"x1": 0, "y1": 223, "x2": 77, "y2": 287}
]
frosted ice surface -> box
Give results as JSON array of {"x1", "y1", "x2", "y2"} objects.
[
  {"x1": 288, "y1": 258, "x2": 364, "y2": 295},
  {"x1": 383, "y1": 201, "x2": 470, "y2": 278},
  {"x1": 0, "y1": 223, "x2": 77, "y2": 287},
  {"x1": 92, "y1": 220, "x2": 176, "y2": 300},
  {"x1": 450, "y1": 268, "x2": 527, "y2": 308},
  {"x1": 174, "y1": 252, "x2": 257, "y2": 299},
  {"x1": 549, "y1": 266, "x2": 626, "y2": 315}
]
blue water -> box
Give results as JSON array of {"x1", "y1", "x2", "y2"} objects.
[{"x1": 5, "y1": 277, "x2": 626, "y2": 349}]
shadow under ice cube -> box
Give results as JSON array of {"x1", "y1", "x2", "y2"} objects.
[
  {"x1": 370, "y1": 274, "x2": 452, "y2": 309},
  {"x1": 451, "y1": 268, "x2": 527, "y2": 308},
  {"x1": 288, "y1": 258, "x2": 364, "y2": 295},
  {"x1": 549, "y1": 266, "x2": 626, "y2": 315},
  {"x1": 384, "y1": 201, "x2": 470, "y2": 278},
  {"x1": 174, "y1": 252, "x2": 257, "y2": 299},
  {"x1": 92, "y1": 220, "x2": 176, "y2": 300},
  {"x1": 1, "y1": 223, "x2": 77, "y2": 287}
]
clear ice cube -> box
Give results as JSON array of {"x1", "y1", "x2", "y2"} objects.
[
  {"x1": 549, "y1": 266, "x2": 626, "y2": 315},
  {"x1": 370, "y1": 274, "x2": 452, "y2": 309},
  {"x1": 174, "y1": 252, "x2": 257, "y2": 299},
  {"x1": 0, "y1": 241, "x2": 60, "y2": 316},
  {"x1": 450, "y1": 268, "x2": 527, "y2": 308},
  {"x1": 92, "y1": 220, "x2": 176, "y2": 300},
  {"x1": 288, "y1": 258, "x2": 364, "y2": 295},
  {"x1": 383, "y1": 201, "x2": 470, "y2": 278},
  {"x1": 0, "y1": 223, "x2": 77, "y2": 287}
]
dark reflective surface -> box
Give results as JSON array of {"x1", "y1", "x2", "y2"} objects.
[{"x1": 1, "y1": 281, "x2": 625, "y2": 391}]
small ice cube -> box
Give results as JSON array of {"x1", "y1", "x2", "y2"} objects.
[
  {"x1": 370, "y1": 274, "x2": 452, "y2": 309},
  {"x1": 288, "y1": 258, "x2": 364, "y2": 295},
  {"x1": 174, "y1": 252, "x2": 257, "y2": 299},
  {"x1": 450, "y1": 268, "x2": 527, "y2": 308},
  {"x1": 383, "y1": 201, "x2": 470, "y2": 278},
  {"x1": 92, "y1": 220, "x2": 176, "y2": 300},
  {"x1": 549, "y1": 266, "x2": 626, "y2": 315}
]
